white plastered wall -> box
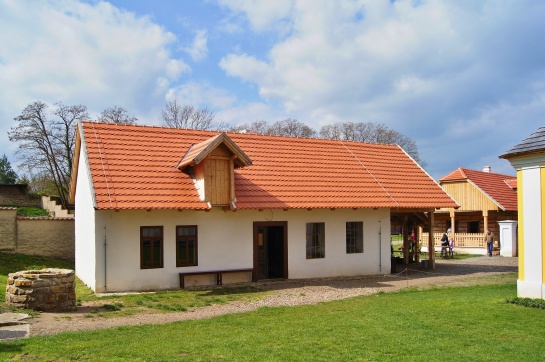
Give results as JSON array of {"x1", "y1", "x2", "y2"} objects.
[
  {"x1": 89, "y1": 207, "x2": 391, "y2": 292},
  {"x1": 518, "y1": 166, "x2": 544, "y2": 298},
  {"x1": 506, "y1": 152, "x2": 545, "y2": 300},
  {"x1": 285, "y1": 208, "x2": 390, "y2": 279},
  {"x1": 74, "y1": 143, "x2": 97, "y2": 291}
]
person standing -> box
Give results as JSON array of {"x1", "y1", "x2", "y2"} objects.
[
  {"x1": 440, "y1": 232, "x2": 449, "y2": 257},
  {"x1": 484, "y1": 230, "x2": 494, "y2": 256}
]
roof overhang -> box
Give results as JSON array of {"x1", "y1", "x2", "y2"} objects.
[{"x1": 177, "y1": 132, "x2": 252, "y2": 170}]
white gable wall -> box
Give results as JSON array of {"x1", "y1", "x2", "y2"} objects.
[
  {"x1": 74, "y1": 144, "x2": 98, "y2": 291},
  {"x1": 85, "y1": 207, "x2": 390, "y2": 292}
]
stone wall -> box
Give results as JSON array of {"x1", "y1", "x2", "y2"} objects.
[
  {"x1": 5, "y1": 269, "x2": 76, "y2": 311},
  {"x1": 0, "y1": 193, "x2": 41, "y2": 208},
  {"x1": 0, "y1": 209, "x2": 74, "y2": 260}
]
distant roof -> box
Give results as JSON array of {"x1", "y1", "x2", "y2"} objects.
[
  {"x1": 500, "y1": 126, "x2": 545, "y2": 158},
  {"x1": 74, "y1": 121, "x2": 459, "y2": 211},
  {"x1": 440, "y1": 167, "x2": 517, "y2": 211}
]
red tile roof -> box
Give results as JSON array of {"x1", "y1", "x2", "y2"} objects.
[
  {"x1": 440, "y1": 167, "x2": 517, "y2": 211},
  {"x1": 77, "y1": 122, "x2": 459, "y2": 210}
]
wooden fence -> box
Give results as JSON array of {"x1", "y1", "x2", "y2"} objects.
[{"x1": 421, "y1": 233, "x2": 485, "y2": 248}]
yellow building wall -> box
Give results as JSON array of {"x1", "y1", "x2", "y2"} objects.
[{"x1": 441, "y1": 181, "x2": 499, "y2": 212}]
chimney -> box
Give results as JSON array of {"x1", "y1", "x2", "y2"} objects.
[{"x1": 483, "y1": 166, "x2": 491, "y2": 173}]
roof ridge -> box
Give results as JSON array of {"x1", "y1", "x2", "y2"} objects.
[
  {"x1": 81, "y1": 120, "x2": 223, "y2": 133},
  {"x1": 462, "y1": 167, "x2": 515, "y2": 178},
  {"x1": 82, "y1": 121, "x2": 404, "y2": 147}
]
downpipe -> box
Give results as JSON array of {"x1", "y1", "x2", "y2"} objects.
[
  {"x1": 104, "y1": 226, "x2": 107, "y2": 292},
  {"x1": 378, "y1": 220, "x2": 382, "y2": 274}
]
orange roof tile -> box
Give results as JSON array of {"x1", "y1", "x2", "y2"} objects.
[
  {"x1": 77, "y1": 121, "x2": 459, "y2": 210},
  {"x1": 440, "y1": 167, "x2": 517, "y2": 211}
]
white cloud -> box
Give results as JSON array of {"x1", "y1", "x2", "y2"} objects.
[
  {"x1": 165, "y1": 81, "x2": 284, "y2": 127},
  {"x1": 182, "y1": 30, "x2": 209, "y2": 61},
  {"x1": 166, "y1": 81, "x2": 236, "y2": 110},
  {"x1": 218, "y1": 0, "x2": 545, "y2": 177},
  {"x1": 0, "y1": 0, "x2": 190, "y2": 159},
  {"x1": 218, "y1": 0, "x2": 294, "y2": 32}
]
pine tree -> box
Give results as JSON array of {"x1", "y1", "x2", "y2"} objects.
[{"x1": 0, "y1": 154, "x2": 18, "y2": 184}]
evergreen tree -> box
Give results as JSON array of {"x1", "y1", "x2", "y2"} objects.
[{"x1": 0, "y1": 154, "x2": 18, "y2": 184}]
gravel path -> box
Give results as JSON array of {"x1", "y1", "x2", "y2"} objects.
[{"x1": 27, "y1": 256, "x2": 518, "y2": 336}]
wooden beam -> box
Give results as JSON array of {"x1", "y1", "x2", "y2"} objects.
[
  {"x1": 229, "y1": 158, "x2": 235, "y2": 203},
  {"x1": 403, "y1": 216, "x2": 409, "y2": 265},
  {"x1": 68, "y1": 123, "x2": 82, "y2": 204}
]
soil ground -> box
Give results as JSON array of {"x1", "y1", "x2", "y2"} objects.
[{"x1": 25, "y1": 256, "x2": 518, "y2": 336}]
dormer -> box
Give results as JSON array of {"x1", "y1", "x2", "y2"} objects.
[{"x1": 177, "y1": 133, "x2": 252, "y2": 209}]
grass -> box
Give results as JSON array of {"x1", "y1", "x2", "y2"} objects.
[
  {"x1": 0, "y1": 252, "x2": 74, "y2": 295},
  {"x1": 2, "y1": 282, "x2": 545, "y2": 361},
  {"x1": 76, "y1": 285, "x2": 268, "y2": 317},
  {"x1": 0, "y1": 251, "x2": 268, "y2": 317},
  {"x1": 15, "y1": 207, "x2": 50, "y2": 217}
]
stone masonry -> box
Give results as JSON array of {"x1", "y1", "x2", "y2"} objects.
[{"x1": 5, "y1": 269, "x2": 76, "y2": 311}]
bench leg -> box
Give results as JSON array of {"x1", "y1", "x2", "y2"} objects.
[
  {"x1": 217, "y1": 272, "x2": 222, "y2": 286},
  {"x1": 180, "y1": 274, "x2": 185, "y2": 289}
]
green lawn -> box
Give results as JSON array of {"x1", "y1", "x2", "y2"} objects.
[
  {"x1": 0, "y1": 252, "x2": 269, "y2": 316},
  {"x1": 2, "y1": 281, "x2": 544, "y2": 361},
  {"x1": 0, "y1": 252, "x2": 74, "y2": 294}
]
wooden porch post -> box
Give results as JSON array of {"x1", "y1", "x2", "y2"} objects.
[
  {"x1": 403, "y1": 216, "x2": 409, "y2": 264},
  {"x1": 415, "y1": 224, "x2": 420, "y2": 263},
  {"x1": 450, "y1": 209, "x2": 455, "y2": 245},
  {"x1": 483, "y1": 209, "x2": 489, "y2": 252},
  {"x1": 429, "y1": 209, "x2": 435, "y2": 269}
]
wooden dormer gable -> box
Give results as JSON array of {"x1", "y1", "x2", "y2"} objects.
[{"x1": 177, "y1": 133, "x2": 252, "y2": 208}]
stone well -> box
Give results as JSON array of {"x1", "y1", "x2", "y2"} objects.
[{"x1": 5, "y1": 268, "x2": 76, "y2": 311}]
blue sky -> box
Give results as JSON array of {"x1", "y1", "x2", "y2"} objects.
[{"x1": 1, "y1": 0, "x2": 545, "y2": 180}]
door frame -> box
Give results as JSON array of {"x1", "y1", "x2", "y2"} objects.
[{"x1": 253, "y1": 221, "x2": 288, "y2": 281}]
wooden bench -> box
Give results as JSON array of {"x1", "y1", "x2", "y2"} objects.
[{"x1": 179, "y1": 268, "x2": 254, "y2": 289}]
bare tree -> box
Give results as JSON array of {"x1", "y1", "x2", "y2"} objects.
[
  {"x1": 229, "y1": 120, "x2": 271, "y2": 134},
  {"x1": 229, "y1": 119, "x2": 316, "y2": 138},
  {"x1": 319, "y1": 123, "x2": 343, "y2": 140},
  {"x1": 161, "y1": 100, "x2": 220, "y2": 130},
  {"x1": 268, "y1": 118, "x2": 316, "y2": 138},
  {"x1": 320, "y1": 122, "x2": 426, "y2": 166},
  {"x1": 8, "y1": 101, "x2": 89, "y2": 207},
  {"x1": 97, "y1": 106, "x2": 138, "y2": 125}
]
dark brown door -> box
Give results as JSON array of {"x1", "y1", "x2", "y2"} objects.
[{"x1": 253, "y1": 222, "x2": 288, "y2": 281}]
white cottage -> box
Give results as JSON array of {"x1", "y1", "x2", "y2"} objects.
[{"x1": 69, "y1": 121, "x2": 458, "y2": 292}]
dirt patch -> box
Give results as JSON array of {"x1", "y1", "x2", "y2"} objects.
[{"x1": 22, "y1": 256, "x2": 518, "y2": 336}]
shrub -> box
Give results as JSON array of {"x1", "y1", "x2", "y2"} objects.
[
  {"x1": 16, "y1": 207, "x2": 50, "y2": 217},
  {"x1": 506, "y1": 297, "x2": 545, "y2": 309}
]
